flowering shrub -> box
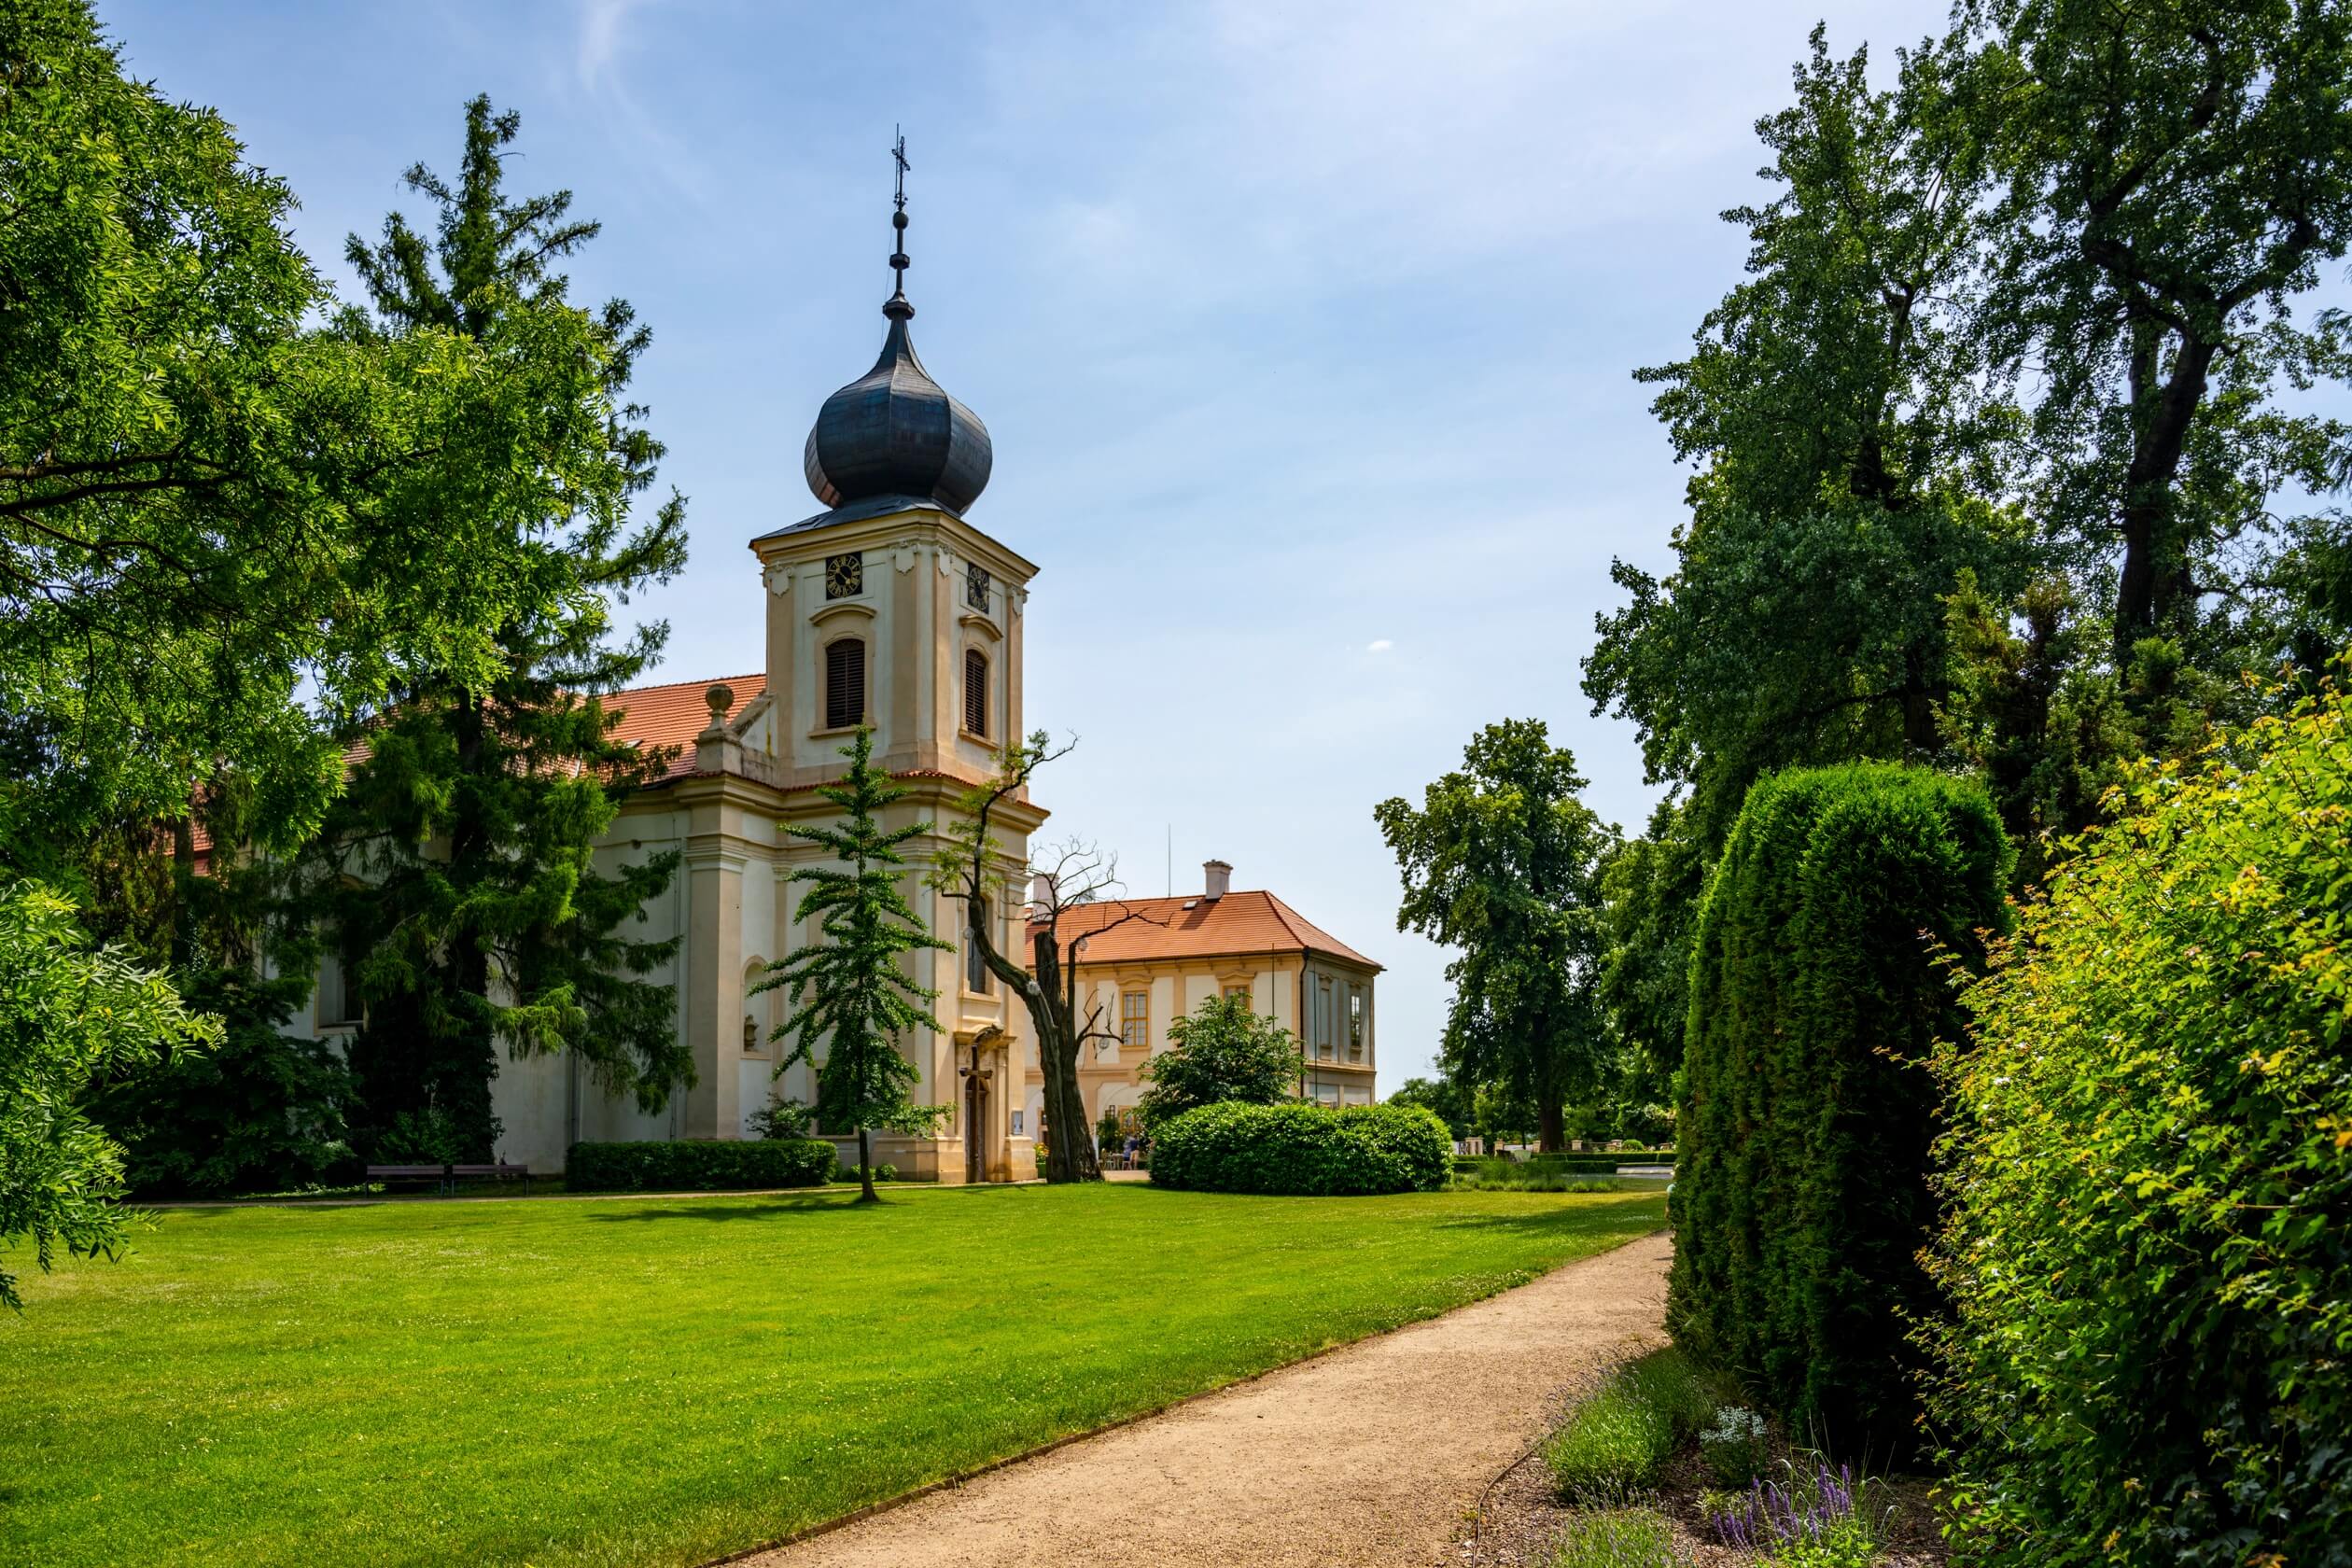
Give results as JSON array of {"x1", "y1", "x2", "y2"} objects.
[
  {"x1": 1699, "y1": 1404, "x2": 1767, "y2": 1486},
  {"x1": 1925, "y1": 684, "x2": 2352, "y2": 1566},
  {"x1": 1709, "y1": 1462, "x2": 1869, "y2": 1559}
]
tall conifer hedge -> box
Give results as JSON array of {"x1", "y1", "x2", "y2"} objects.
[{"x1": 1668, "y1": 763, "x2": 2009, "y2": 1449}]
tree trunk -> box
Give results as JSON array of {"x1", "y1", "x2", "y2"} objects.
[
  {"x1": 1538, "y1": 1095, "x2": 1565, "y2": 1155},
  {"x1": 2111, "y1": 329, "x2": 2219, "y2": 678},
  {"x1": 1899, "y1": 643, "x2": 1939, "y2": 757},
  {"x1": 856, "y1": 1126, "x2": 877, "y2": 1203},
  {"x1": 1031, "y1": 927, "x2": 1101, "y2": 1183}
]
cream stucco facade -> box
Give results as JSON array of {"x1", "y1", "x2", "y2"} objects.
[
  {"x1": 1012, "y1": 875, "x2": 1382, "y2": 1147},
  {"x1": 296, "y1": 499, "x2": 1047, "y2": 1182}
]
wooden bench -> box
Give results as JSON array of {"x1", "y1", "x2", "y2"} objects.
[{"x1": 365, "y1": 1162, "x2": 531, "y2": 1195}]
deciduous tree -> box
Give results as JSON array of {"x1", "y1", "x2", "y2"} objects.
[
  {"x1": 1587, "y1": 28, "x2": 2027, "y2": 849},
  {"x1": 932, "y1": 735, "x2": 1159, "y2": 1183},
  {"x1": 1135, "y1": 993, "x2": 1300, "y2": 1131},
  {"x1": 0, "y1": 4, "x2": 635, "y2": 867},
  {"x1": 1962, "y1": 0, "x2": 2352, "y2": 678},
  {"x1": 0, "y1": 882, "x2": 221, "y2": 1309},
  {"x1": 1375, "y1": 720, "x2": 1616, "y2": 1152}
]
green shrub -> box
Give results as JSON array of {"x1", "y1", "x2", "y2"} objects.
[
  {"x1": 832, "y1": 1160, "x2": 899, "y2": 1184},
  {"x1": 1545, "y1": 1347, "x2": 1715, "y2": 1500},
  {"x1": 564, "y1": 1139, "x2": 835, "y2": 1193},
  {"x1": 1670, "y1": 763, "x2": 2009, "y2": 1452},
  {"x1": 1147, "y1": 1101, "x2": 1450, "y2": 1195},
  {"x1": 1925, "y1": 686, "x2": 2352, "y2": 1568},
  {"x1": 1547, "y1": 1506, "x2": 1685, "y2": 1568}
]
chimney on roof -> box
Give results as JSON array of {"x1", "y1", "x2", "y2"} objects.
[
  {"x1": 1202, "y1": 860, "x2": 1232, "y2": 901},
  {"x1": 1029, "y1": 872, "x2": 1057, "y2": 913}
]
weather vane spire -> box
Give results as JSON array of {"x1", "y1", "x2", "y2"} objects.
[{"x1": 886, "y1": 127, "x2": 914, "y2": 320}]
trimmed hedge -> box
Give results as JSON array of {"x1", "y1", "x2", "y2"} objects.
[
  {"x1": 1149, "y1": 1101, "x2": 1451, "y2": 1195},
  {"x1": 1925, "y1": 689, "x2": 2352, "y2": 1567},
  {"x1": 1669, "y1": 763, "x2": 2009, "y2": 1452},
  {"x1": 565, "y1": 1139, "x2": 836, "y2": 1193}
]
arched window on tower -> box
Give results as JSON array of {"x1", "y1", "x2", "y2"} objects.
[
  {"x1": 963, "y1": 648, "x2": 988, "y2": 738},
  {"x1": 824, "y1": 637, "x2": 865, "y2": 730}
]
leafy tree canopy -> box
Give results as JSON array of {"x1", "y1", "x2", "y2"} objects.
[
  {"x1": 0, "y1": 4, "x2": 641, "y2": 865},
  {"x1": 1376, "y1": 719, "x2": 1617, "y2": 1151},
  {"x1": 1135, "y1": 993, "x2": 1300, "y2": 1130},
  {"x1": 0, "y1": 881, "x2": 221, "y2": 1309},
  {"x1": 1588, "y1": 28, "x2": 2031, "y2": 849}
]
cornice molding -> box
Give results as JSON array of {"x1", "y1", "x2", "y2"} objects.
[{"x1": 809, "y1": 599, "x2": 877, "y2": 630}]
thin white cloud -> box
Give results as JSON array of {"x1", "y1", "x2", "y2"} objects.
[
  {"x1": 1366, "y1": 638, "x2": 1393, "y2": 653},
  {"x1": 570, "y1": 0, "x2": 717, "y2": 204}
]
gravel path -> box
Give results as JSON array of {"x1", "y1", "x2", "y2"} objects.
[{"x1": 736, "y1": 1230, "x2": 1673, "y2": 1568}]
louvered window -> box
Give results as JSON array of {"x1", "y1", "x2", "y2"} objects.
[
  {"x1": 963, "y1": 649, "x2": 988, "y2": 737},
  {"x1": 824, "y1": 638, "x2": 865, "y2": 730}
]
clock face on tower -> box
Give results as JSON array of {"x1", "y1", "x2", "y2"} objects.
[{"x1": 825, "y1": 552, "x2": 863, "y2": 599}]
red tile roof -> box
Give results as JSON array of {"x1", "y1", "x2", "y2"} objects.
[
  {"x1": 1041, "y1": 889, "x2": 1381, "y2": 971},
  {"x1": 189, "y1": 672, "x2": 763, "y2": 857},
  {"x1": 607, "y1": 672, "x2": 765, "y2": 781}
]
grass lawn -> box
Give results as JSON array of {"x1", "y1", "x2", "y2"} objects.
[{"x1": 0, "y1": 1182, "x2": 1663, "y2": 1568}]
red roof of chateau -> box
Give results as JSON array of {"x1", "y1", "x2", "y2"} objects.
[{"x1": 1042, "y1": 889, "x2": 1381, "y2": 971}]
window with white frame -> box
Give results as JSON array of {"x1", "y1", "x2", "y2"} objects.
[
  {"x1": 1315, "y1": 975, "x2": 1333, "y2": 1058},
  {"x1": 1348, "y1": 988, "x2": 1365, "y2": 1059}
]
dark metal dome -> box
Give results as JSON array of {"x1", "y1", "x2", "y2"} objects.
[
  {"x1": 802, "y1": 302, "x2": 992, "y2": 515},
  {"x1": 804, "y1": 139, "x2": 991, "y2": 516}
]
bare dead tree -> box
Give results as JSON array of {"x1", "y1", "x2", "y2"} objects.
[{"x1": 931, "y1": 734, "x2": 1163, "y2": 1183}]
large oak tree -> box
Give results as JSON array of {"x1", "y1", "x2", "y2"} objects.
[{"x1": 1376, "y1": 720, "x2": 1616, "y2": 1153}]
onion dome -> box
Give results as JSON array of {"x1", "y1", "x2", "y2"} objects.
[{"x1": 803, "y1": 137, "x2": 992, "y2": 516}]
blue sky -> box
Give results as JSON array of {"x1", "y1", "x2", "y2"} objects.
[{"x1": 104, "y1": 0, "x2": 1958, "y2": 1089}]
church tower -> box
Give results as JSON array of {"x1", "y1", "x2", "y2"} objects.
[{"x1": 738, "y1": 140, "x2": 1044, "y2": 1181}]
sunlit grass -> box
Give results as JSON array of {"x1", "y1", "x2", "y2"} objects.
[{"x1": 0, "y1": 1182, "x2": 1662, "y2": 1568}]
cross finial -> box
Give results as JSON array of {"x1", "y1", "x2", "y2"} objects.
[{"x1": 886, "y1": 128, "x2": 914, "y2": 317}]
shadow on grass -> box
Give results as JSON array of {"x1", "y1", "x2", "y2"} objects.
[
  {"x1": 1430, "y1": 1196, "x2": 1669, "y2": 1239},
  {"x1": 588, "y1": 1191, "x2": 867, "y2": 1223}
]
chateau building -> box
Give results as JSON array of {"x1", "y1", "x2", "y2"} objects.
[
  {"x1": 292, "y1": 173, "x2": 1382, "y2": 1180},
  {"x1": 1023, "y1": 861, "x2": 1380, "y2": 1141}
]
